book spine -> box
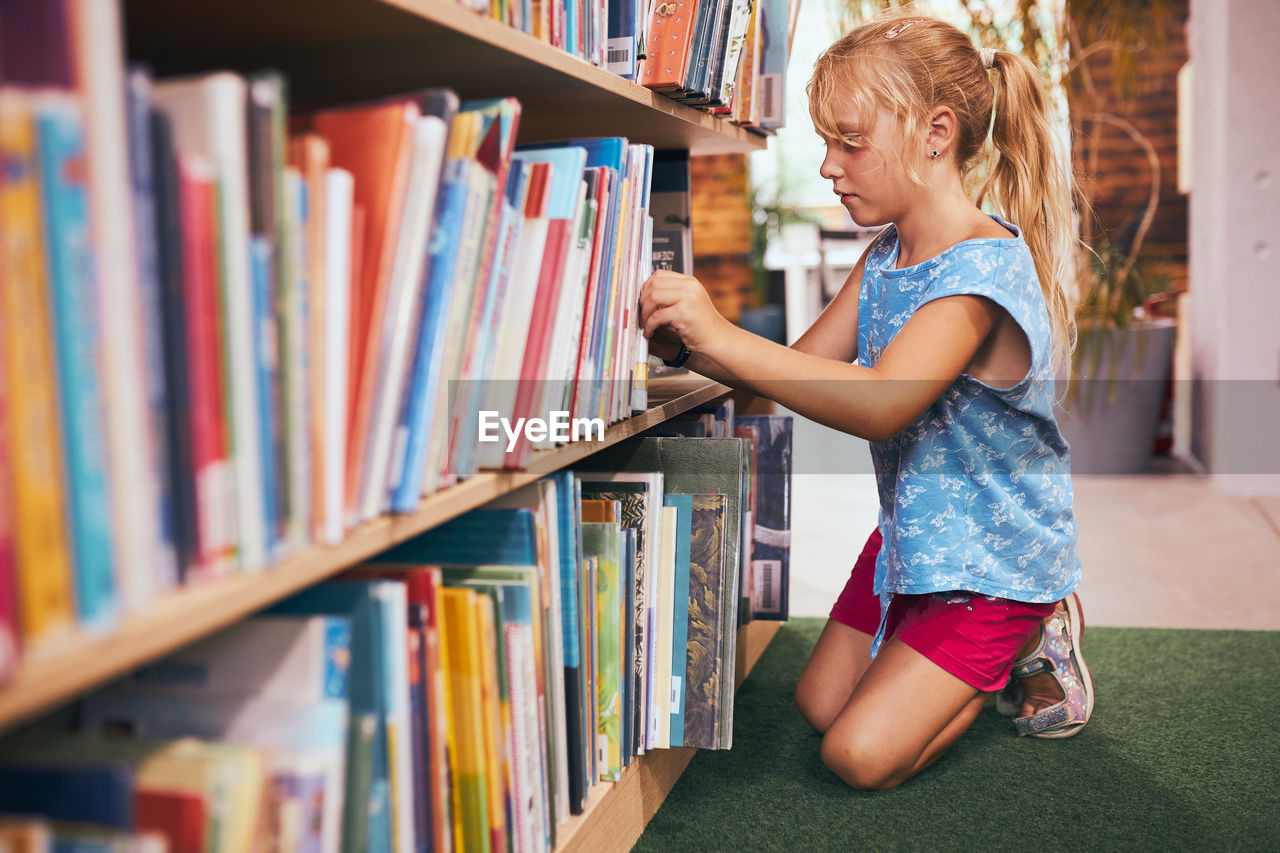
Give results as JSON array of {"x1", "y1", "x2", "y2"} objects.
[
  {"x1": 124, "y1": 69, "x2": 180, "y2": 596},
  {"x1": 0, "y1": 92, "x2": 77, "y2": 645},
  {"x1": 36, "y1": 98, "x2": 118, "y2": 629},
  {"x1": 389, "y1": 167, "x2": 464, "y2": 512},
  {"x1": 322, "y1": 169, "x2": 353, "y2": 545},
  {"x1": 148, "y1": 107, "x2": 200, "y2": 585},
  {"x1": 72, "y1": 0, "x2": 160, "y2": 616},
  {"x1": 0, "y1": 317, "x2": 20, "y2": 683},
  {"x1": 283, "y1": 167, "x2": 311, "y2": 554},
  {"x1": 179, "y1": 158, "x2": 235, "y2": 581},
  {"x1": 249, "y1": 235, "x2": 280, "y2": 561}
]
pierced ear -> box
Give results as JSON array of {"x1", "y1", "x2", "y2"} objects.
[{"x1": 927, "y1": 106, "x2": 959, "y2": 158}]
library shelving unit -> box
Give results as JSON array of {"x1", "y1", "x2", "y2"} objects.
[{"x1": 2, "y1": 1, "x2": 784, "y2": 847}]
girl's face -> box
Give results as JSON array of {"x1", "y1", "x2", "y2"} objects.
[{"x1": 818, "y1": 106, "x2": 910, "y2": 227}]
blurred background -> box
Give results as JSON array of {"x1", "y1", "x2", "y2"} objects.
[{"x1": 687, "y1": 0, "x2": 1280, "y2": 622}]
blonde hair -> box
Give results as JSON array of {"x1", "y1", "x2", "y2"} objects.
[{"x1": 808, "y1": 14, "x2": 1077, "y2": 371}]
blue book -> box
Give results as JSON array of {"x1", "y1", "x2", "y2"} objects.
[
  {"x1": 35, "y1": 96, "x2": 116, "y2": 628},
  {"x1": 663, "y1": 493, "x2": 694, "y2": 747},
  {"x1": 250, "y1": 236, "x2": 279, "y2": 560},
  {"x1": 0, "y1": 764, "x2": 133, "y2": 830},
  {"x1": 268, "y1": 580, "x2": 413, "y2": 853},
  {"x1": 607, "y1": 0, "x2": 638, "y2": 77},
  {"x1": 389, "y1": 164, "x2": 466, "y2": 512},
  {"x1": 125, "y1": 69, "x2": 179, "y2": 593},
  {"x1": 379, "y1": 507, "x2": 538, "y2": 566}
]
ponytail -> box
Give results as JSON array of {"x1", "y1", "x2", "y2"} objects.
[{"x1": 977, "y1": 50, "x2": 1077, "y2": 373}]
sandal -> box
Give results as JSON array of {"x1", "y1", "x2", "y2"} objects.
[{"x1": 1008, "y1": 593, "x2": 1095, "y2": 738}]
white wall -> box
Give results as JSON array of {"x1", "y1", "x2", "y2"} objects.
[{"x1": 1189, "y1": 0, "x2": 1280, "y2": 494}]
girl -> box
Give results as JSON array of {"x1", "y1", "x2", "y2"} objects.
[{"x1": 639, "y1": 13, "x2": 1093, "y2": 790}]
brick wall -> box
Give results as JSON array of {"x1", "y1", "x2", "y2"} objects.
[
  {"x1": 1069, "y1": 0, "x2": 1189, "y2": 290},
  {"x1": 690, "y1": 153, "x2": 756, "y2": 322}
]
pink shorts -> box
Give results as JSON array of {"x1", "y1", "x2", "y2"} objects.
[{"x1": 829, "y1": 528, "x2": 1058, "y2": 692}]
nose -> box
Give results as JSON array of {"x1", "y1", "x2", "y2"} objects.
[{"x1": 819, "y1": 147, "x2": 843, "y2": 182}]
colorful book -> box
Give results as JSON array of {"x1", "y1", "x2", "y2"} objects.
[
  {"x1": 441, "y1": 587, "x2": 492, "y2": 853},
  {"x1": 303, "y1": 97, "x2": 419, "y2": 522},
  {"x1": 580, "y1": 518, "x2": 623, "y2": 781},
  {"x1": 72, "y1": 0, "x2": 163, "y2": 614},
  {"x1": 36, "y1": 94, "x2": 117, "y2": 629},
  {"x1": 639, "y1": 0, "x2": 701, "y2": 91},
  {"x1": 738, "y1": 415, "x2": 792, "y2": 619},
  {"x1": 577, "y1": 436, "x2": 747, "y2": 748},
  {"x1": 661, "y1": 494, "x2": 693, "y2": 748},
  {"x1": 0, "y1": 90, "x2": 76, "y2": 645},
  {"x1": 682, "y1": 493, "x2": 726, "y2": 749},
  {"x1": 153, "y1": 72, "x2": 268, "y2": 573}
]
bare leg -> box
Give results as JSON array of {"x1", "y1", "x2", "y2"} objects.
[
  {"x1": 1014, "y1": 606, "x2": 1067, "y2": 717},
  {"x1": 795, "y1": 619, "x2": 874, "y2": 734},
  {"x1": 819, "y1": 636, "x2": 986, "y2": 790}
]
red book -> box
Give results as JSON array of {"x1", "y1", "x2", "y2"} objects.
[
  {"x1": 178, "y1": 157, "x2": 232, "y2": 581},
  {"x1": 303, "y1": 101, "x2": 418, "y2": 517},
  {"x1": 639, "y1": 0, "x2": 701, "y2": 91},
  {"x1": 135, "y1": 788, "x2": 207, "y2": 853}
]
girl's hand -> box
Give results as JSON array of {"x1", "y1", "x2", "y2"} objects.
[{"x1": 639, "y1": 270, "x2": 732, "y2": 357}]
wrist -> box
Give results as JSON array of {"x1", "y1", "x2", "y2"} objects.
[{"x1": 662, "y1": 342, "x2": 693, "y2": 368}]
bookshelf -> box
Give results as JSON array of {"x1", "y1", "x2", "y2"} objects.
[
  {"x1": 0, "y1": 377, "x2": 731, "y2": 733},
  {"x1": 2, "y1": 0, "x2": 785, "y2": 846},
  {"x1": 121, "y1": 0, "x2": 769, "y2": 154}
]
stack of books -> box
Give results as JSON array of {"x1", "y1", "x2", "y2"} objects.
[
  {"x1": 0, "y1": 0, "x2": 664, "y2": 670},
  {"x1": 0, "y1": 424, "x2": 792, "y2": 852}
]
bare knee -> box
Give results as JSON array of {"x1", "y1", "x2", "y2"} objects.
[
  {"x1": 795, "y1": 672, "x2": 842, "y2": 734},
  {"x1": 820, "y1": 730, "x2": 912, "y2": 791}
]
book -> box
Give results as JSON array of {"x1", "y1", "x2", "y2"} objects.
[
  {"x1": 177, "y1": 157, "x2": 235, "y2": 581},
  {"x1": 303, "y1": 97, "x2": 419, "y2": 524},
  {"x1": 0, "y1": 90, "x2": 76, "y2": 646},
  {"x1": 639, "y1": 0, "x2": 701, "y2": 91},
  {"x1": 682, "y1": 492, "x2": 727, "y2": 749},
  {"x1": 323, "y1": 167, "x2": 355, "y2": 543},
  {"x1": 661, "y1": 493, "x2": 693, "y2": 747},
  {"x1": 652, "y1": 505, "x2": 678, "y2": 748},
  {"x1": 737, "y1": 415, "x2": 792, "y2": 620},
  {"x1": 580, "y1": 518, "x2": 623, "y2": 781},
  {"x1": 36, "y1": 94, "x2": 118, "y2": 629},
  {"x1": 576, "y1": 436, "x2": 747, "y2": 748},
  {"x1": 441, "y1": 587, "x2": 492, "y2": 853},
  {"x1": 153, "y1": 71, "x2": 269, "y2": 573},
  {"x1": 757, "y1": 0, "x2": 787, "y2": 128},
  {"x1": 359, "y1": 103, "x2": 452, "y2": 521},
  {"x1": 125, "y1": 68, "x2": 181, "y2": 597},
  {"x1": 146, "y1": 101, "x2": 201, "y2": 585}
]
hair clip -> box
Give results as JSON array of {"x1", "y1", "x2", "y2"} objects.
[
  {"x1": 885, "y1": 18, "x2": 925, "y2": 39},
  {"x1": 980, "y1": 47, "x2": 997, "y2": 69}
]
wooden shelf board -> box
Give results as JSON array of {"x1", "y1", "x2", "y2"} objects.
[
  {"x1": 121, "y1": 0, "x2": 767, "y2": 154},
  {"x1": 0, "y1": 378, "x2": 729, "y2": 732},
  {"x1": 554, "y1": 619, "x2": 782, "y2": 853}
]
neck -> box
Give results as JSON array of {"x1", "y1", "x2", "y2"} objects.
[{"x1": 892, "y1": 172, "x2": 986, "y2": 268}]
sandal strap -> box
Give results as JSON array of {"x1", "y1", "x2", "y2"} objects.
[
  {"x1": 1015, "y1": 704, "x2": 1072, "y2": 736},
  {"x1": 1010, "y1": 656, "x2": 1056, "y2": 680}
]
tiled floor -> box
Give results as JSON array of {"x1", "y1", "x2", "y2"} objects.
[{"x1": 786, "y1": 412, "x2": 1280, "y2": 630}]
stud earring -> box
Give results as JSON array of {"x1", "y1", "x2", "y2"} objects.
[{"x1": 931, "y1": 149, "x2": 940, "y2": 158}]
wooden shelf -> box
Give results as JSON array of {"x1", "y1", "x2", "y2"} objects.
[
  {"x1": 0, "y1": 378, "x2": 730, "y2": 733},
  {"x1": 554, "y1": 619, "x2": 781, "y2": 853},
  {"x1": 121, "y1": 0, "x2": 768, "y2": 154}
]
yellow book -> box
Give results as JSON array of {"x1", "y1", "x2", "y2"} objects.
[
  {"x1": 442, "y1": 587, "x2": 491, "y2": 853},
  {"x1": 474, "y1": 592, "x2": 508, "y2": 853},
  {"x1": 0, "y1": 90, "x2": 75, "y2": 644}
]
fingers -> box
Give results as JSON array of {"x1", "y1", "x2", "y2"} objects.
[{"x1": 643, "y1": 305, "x2": 679, "y2": 340}]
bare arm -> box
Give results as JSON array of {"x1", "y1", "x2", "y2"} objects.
[{"x1": 642, "y1": 274, "x2": 1001, "y2": 442}]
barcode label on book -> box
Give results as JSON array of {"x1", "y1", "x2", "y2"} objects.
[
  {"x1": 670, "y1": 676, "x2": 683, "y2": 713},
  {"x1": 753, "y1": 559, "x2": 782, "y2": 613},
  {"x1": 761, "y1": 74, "x2": 783, "y2": 124},
  {"x1": 607, "y1": 38, "x2": 635, "y2": 74},
  {"x1": 598, "y1": 735, "x2": 608, "y2": 767}
]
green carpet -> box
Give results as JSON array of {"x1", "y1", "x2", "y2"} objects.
[{"x1": 635, "y1": 619, "x2": 1280, "y2": 852}]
